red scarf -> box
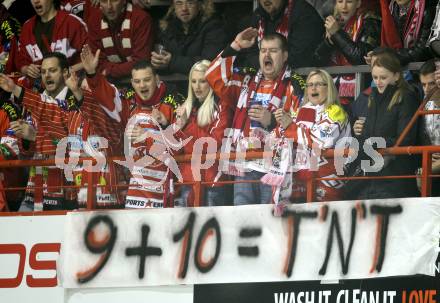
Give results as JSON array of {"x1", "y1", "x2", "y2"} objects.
[
  {"x1": 332, "y1": 14, "x2": 364, "y2": 98},
  {"x1": 380, "y1": 0, "x2": 403, "y2": 48},
  {"x1": 333, "y1": 13, "x2": 364, "y2": 66},
  {"x1": 100, "y1": 3, "x2": 133, "y2": 63},
  {"x1": 388, "y1": 0, "x2": 425, "y2": 48},
  {"x1": 230, "y1": 66, "x2": 292, "y2": 143},
  {"x1": 257, "y1": 0, "x2": 294, "y2": 43},
  {"x1": 134, "y1": 81, "x2": 166, "y2": 107}
]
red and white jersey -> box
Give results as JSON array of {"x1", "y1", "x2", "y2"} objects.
[
  {"x1": 0, "y1": 109, "x2": 21, "y2": 211},
  {"x1": 66, "y1": 83, "x2": 125, "y2": 208},
  {"x1": 60, "y1": 0, "x2": 85, "y2": 16},
  {"x1": 20, "y1": 87, "x2": 70, "y2": 209},
  {"x1": 86, "y1": 74, "x2": 175, "y2": 208},
  {"x1": 22, "y1": 87, "x2": 70, "y2": 155},
  {"x1": 206, "y1": 51, "x2": 300, "y2": 173},
  {"x1": 16, "y1": 10, "x2": 87, "y2": 70},
  {"x1": 124, "y1": 104, "x2": 175, "y2": 209},
  {"x1": 283, "y1": 103, "x2": 351, "y2": 201},
  {"x1": 206, "y1": 53, "x2": 298, "y2": 143}
]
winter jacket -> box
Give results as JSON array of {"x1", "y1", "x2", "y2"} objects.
[
  {"x1": 158, "y1": 13, "x2": 227, "y2": 74},
  {"x1": 392, "y1": 0, "x2": 437, "y2": 65},
  {"x1": 236, "y1": 0, "x2": 324, "y2": 69},
  {"x1": 314, "y1": 13, "x2": 381, "y2": 66},
  {"x1": 358, "y1": 85, "x2": 420, "y2": 198}
]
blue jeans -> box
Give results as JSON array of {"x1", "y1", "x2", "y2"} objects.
[
  {"x1": 180, "y1": 185, "x2": 227, "y2": 207},
  {"x1": 234, "y1": 171, "x2": 272, "y2": 205}
]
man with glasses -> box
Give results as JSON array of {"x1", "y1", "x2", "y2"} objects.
[
  {"x1": 206, "y1": 28, "x2": 303, "y2": 206},
  {"x1": 85, "y1": 0, "x2": 153, "y2": 83}
]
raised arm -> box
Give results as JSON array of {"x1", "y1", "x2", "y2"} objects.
[{"x1": 205, "y1": 27, "x2": 257, "y2": 101}]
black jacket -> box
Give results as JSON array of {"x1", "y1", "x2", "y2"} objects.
[
  {"x1": 158, "y1": 14, "x2": 227, "y2": 74},
  {"x1": 393, "y1": 0, "x2": 437, "y2": 65},
  {"x1": 358, "y1": 85, "x2": 420, "y2": 198},
  {"x1": 314, "y1": 14, "x2": 381, "y2": 66},
  {"x1": 236, "y1": 0, "x2": 324, "y2": 69}
]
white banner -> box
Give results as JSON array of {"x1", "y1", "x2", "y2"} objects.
[
  {"x1": 59, "y1": 198, "x2": 440, "y2": 288},
  {"x1": 0, "y1": 215, "x2": 65, "y2": 303}
]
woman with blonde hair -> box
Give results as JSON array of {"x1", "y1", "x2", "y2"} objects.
[
  {"x1": 265, "y1": 69, "x2": 350, "y2": 203},
  {"x1": 175, "y1": 60, "x2": 232, "y2": 206},
  {"x1": 352, "y1": 53, "x2": 419, "y2": 199}
]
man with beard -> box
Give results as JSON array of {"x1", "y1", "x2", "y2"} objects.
[
  {"x1": 85, "y1": 0, "x2": 153, "y2": 82},
  {"x1": 206, "y1": 28, "x2": 302, "y2": 205},
  {"x1": 236, "y1": 0, "x2": 324, "y2": 69}
]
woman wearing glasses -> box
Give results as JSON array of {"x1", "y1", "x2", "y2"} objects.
[
  {"x1": 174, "y1": 60, "x2": 232, "y2": 207},
  {"x1": 151, "y1": 0, "x2": 227, "y2": 76},
  {"x1": 266, "y1": 69, "x2": 350, "y2": 203}
]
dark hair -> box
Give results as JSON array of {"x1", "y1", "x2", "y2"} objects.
[
  {"x1": 132, "y1": 60, "x2": 156, "y2": 74},
  {"x1": 261, "y1": 33, "x2": 288, "y2": 52},
  {"x1": 420, "y1": 59, "x2": 436, "y2": 76},
  {"x1": 42, "y1": 52, "x2": 69, "y2": 70},
  {"x1": 54, "y1": 0, "x2": 61, "y2": 9},
  {"x1": 370, "y1": 47, "x2": 396, "y2": 57}
]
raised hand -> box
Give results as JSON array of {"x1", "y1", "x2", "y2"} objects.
[
  {"x1": 232, "y1": 27, "x2": 258, "y2": 51},
  {"x1": 80, "y1": 45, "x2": 100, "y2": 75},
  {"x1": 324, "y1": 16, "x2": 340, "y2": 36},
  {"x1": 152, "y1": 108, "x2": 169, "y2": 126},
  {"x1": 151, "y1": 50, "x2": 171, "y2": 70},
  {"x1": 22, "y1": 64, "x2": 41, "y2": 79},
  {"x1": 0, "y1": 73, "x2": 16, "y2": 93},
  {"x1": 65, "y1": 70, "x2": 83, "y2": 101},
  {"x1": 175, "y1": 106, "x2": 188, "y2": 129},
  {"x1": 364, "y1": 51, "x2": 374, "y2": 66},
  {"x1": 65, "y1": 70, "x2": 79, "y2": 91}
]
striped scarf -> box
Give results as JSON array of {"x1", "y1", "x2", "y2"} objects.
[
  {"x1": 333, "y1": 13, "x2": 364, "y2": 98},
  {"x1": 427, "y1": 1, "x2": 440, "y2": 45},
  {"x1": 257, "y1": 0, "x2": 294, "y2": 44},
  {"x1": 389, "y1": 0, "x2": 425, "y2": 48},
  {"x1": 230, "y1": 66, "x2": 291, "y2": 143},
  {"x1": 100, "y1": 3, "x2": 133, "y2": 63}
]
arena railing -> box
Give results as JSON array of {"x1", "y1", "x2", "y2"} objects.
[
  {"x1": 0, "y1": 61, "x2": 435, "y2": 213},
  {"x1": 0, "y1": 144, "x2": 439, "y2": 212},
  {"x1": 161, "y1": 62, "x2": 425, "y2": 97}
]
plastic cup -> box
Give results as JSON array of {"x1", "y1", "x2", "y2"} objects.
[{"x1": 154, "y1": 44, "x2": 165, "y2": 55}]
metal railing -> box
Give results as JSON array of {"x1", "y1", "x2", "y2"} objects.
[
  {"x1": 162, "y1": 62, "x2": 425, "y2": 98},
  {"x1": 0, "y1": 62, "x2": 436, "y2": 214}
]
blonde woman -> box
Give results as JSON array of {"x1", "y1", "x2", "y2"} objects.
[
  {"x1": 175, "y1": 60, "x2": 232, "y2": 206},
  {"x1": 271, "y1": 69, "x2": 350, "y2": 202}
]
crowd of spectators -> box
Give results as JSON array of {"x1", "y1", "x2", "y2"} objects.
[{"x1": 0, "y1": 0, "x2": 439, "y2": 212}]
